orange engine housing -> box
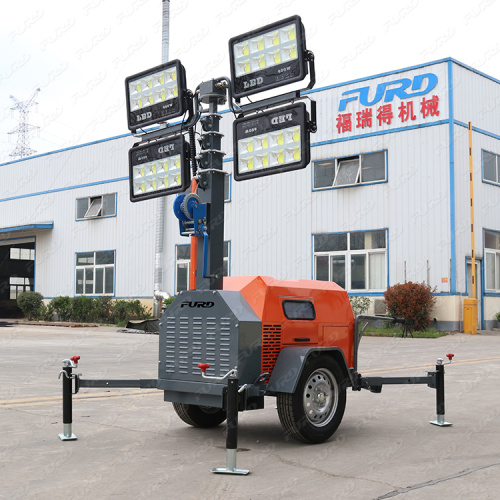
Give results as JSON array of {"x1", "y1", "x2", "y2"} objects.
[{"x1": 223, "y1": 276, "x2": 356, "y2": 376}]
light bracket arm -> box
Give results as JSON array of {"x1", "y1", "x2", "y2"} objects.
[
  {"x1": 231, "y1": 50, "x2": 316, "y2": 118},
  {"x1": 134, "y1": 91, "x2": 200, "y2": 144}
]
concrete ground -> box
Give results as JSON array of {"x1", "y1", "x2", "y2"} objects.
[{"x1": 1, "y1": 322, "x2": 499, "y2": 500}]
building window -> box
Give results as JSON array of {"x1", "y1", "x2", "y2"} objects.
[
  {"x1": 176, "y1": 241, "x2": 230, "y2": 293},
  {"x1": 10, "y1": 277, "x2": 32, "y2": 299},
  {"x1": 313, "y1": 151, "x2": 386, "y2": 190},
  {"x1": 485, "y1": 230, "x2": 500, "y2": 291},
  {"x1": 10, "y1": 248, "x2": 35, "y2": 260},
  {"x1": 75, "y1": 251, "x2": 115, "y2": 295},
  {"x1": 224, "y1": 174, "x2": 231, "y2": 202},
  {"x1": 483, "y1": 150, "x2": 500, "y2": 185},
  {"x1": 313, "y1": 230, "x2": 386, "y2": 291},
  {"x1": 76, "y1": 193, "x2": 116, "y2": 220}
]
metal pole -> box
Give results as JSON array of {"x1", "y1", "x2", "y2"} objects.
[
  {"x1": 463, "y1": 122, "x2": 478, "y2": 334},
  {"x1": 59, "y1": 365, "x2": 77, "y2": 440},
  {"x1": 430, "y1": 360, "x2": 452, "y2": 427},
  {"x1": 469, "y1": 122, "x2": 476, "y2": 300},
  {"x1": 153, "y1": 0, "x2": 171, "y2": 317},
  {"x1": 196, "y1": 80, "x2": 226, "y2": 291},
  {"x1": 211, "y1": 375, "x2": 249, "y2": 475},
  {"x1": 189, "y1": 179, "x2": 198, "y2": 290}
]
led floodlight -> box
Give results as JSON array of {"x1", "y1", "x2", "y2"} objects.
[
  {"x1": 129, "y1": 135, "x2": 190, "y2": 202},
  {"x1": 125, "y1": 59, "x2": 187, "y2": 132},
  {"x1": 233, "y1": 102, "x2": 310, "y2": 181},
  {"x1": 229, "y1": 16, "x2": 308, "y2": 99}
]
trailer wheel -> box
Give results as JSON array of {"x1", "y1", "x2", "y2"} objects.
[
  {"x1": 172, "y1": 403, "x2": 227, "y2": 428},
  {"x1": 277, "y1": 356, "x2": 346, "y2": 444}
]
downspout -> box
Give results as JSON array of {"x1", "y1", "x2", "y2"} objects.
[{"x1": 153, "y1": 0, "x2": 170, "y2": 317}]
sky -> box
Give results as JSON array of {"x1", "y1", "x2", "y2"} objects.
[{"x1": 1, "y1": 0, "x2": 499, "y2": 164}]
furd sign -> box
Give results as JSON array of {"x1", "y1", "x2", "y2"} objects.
[
  {"x1": 338, "y1": 73, "x2": 438, "y2": 111},
  {"x1": 332, "y1": 65, "x2": 448, "y2": 137}
]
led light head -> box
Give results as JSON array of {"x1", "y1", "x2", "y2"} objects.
[
  {"x1": 125, "y1": 59, "x2": 187, "y2": 132},
  {"x1": 229, "y1": 16, "x2": 307, "y2": 98},
  {"x1": 128, "y1": 135, "x2": 190, "y2": 201},
  {"x1": 233, "y1": 102, "x2": 310, "y2": 181}
]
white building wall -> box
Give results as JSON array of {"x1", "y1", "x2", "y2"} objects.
[
  {"x1": 0, "y1": 134, "x2": 155, "y2": 300},
  {"x1": 452, "y1": 63, "x2": 500, "y2": 270},
  {"x1": 310, "y1": 125, "x2": 452, "y2": 291},
  {"x1": 1, "y1": 58, "x2": 498, "y2": 328},
  {"x1": 453, "y1": 63, "x2": 500, "y2": 137},
  {"x1": 449, "y1": 62, "x2": 500, "y2": 327},
  {"x1": 164, "y1": 61, "x2": 454, "y2": 296}
]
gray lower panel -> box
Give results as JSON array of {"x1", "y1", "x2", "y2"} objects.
[
  {"x1": 163, "y1": 390, "x2": 223, "y2": 408},
  {"x1": 433, "y1": 320, "x2": 460, "y2": 332},
  {"x1": 158, "y1": 378, "x2": 226, "y2": 407},
  {"x1": 483, "y1": 320, "x2": 500, "y2": 331}
]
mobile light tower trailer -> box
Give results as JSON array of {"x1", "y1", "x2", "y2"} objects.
[{"x1": 58, "y1": 16, "x2": 454, "y2": 474}]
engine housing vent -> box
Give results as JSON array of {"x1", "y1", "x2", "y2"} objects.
[{"x1": 262, "y1": 324, "x2": 282, "y2": 379}]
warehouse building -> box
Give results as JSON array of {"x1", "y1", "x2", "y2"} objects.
[{"x1": 1, "y1": 57, "x2": 499, "y2": 329}]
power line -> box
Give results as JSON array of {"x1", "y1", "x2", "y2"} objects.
[{"x1": 8, "y1": 88, "x2": 40, "y2": 159}]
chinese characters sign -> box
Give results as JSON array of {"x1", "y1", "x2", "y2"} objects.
[
  {"x1": 334, "y1": 68, "x2": 447, "y2": 137},
  {"x1": 336, "y1": 95, "x2": 440, "y2": 133}
]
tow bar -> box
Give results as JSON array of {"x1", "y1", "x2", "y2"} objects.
[{"x1": 352, "y1": 315, "x2": 454, "y2": 427}]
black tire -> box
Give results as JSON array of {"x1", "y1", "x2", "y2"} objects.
[
  {"x1": 172, "y1": 403, "x2": 227, "y2": 428},
  {"x1": 277, "y1": 355, "x2": 347, "y2": 444}
]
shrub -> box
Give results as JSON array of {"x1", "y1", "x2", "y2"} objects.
[
  {"x1": 44, "y1": 295, "x2": 153, "y2": 324},
  {"x1": 70, "y1": 296, "x2": 96, "y2": 323},
  {"x1": 384, "y1": 281, "x2": 436, "y2": 332},
  {"x1": 110, "y1": 299, "x2": 152, "y2": 324},
  {"x1": 349, "y1": 296, "x2": 371, "y2": 317},
  {"x1": 496, "y1": 311, "x2": 500, "y2": 324},
  {"x1": 51, "y1": 296, "x2": 72, "y2": 322},
  {"x1": 163, "y1": 297, "x2": 174, "y2": 310},
  {"x1": 17, "y1": 291, "x2": 44, "y2": 320},
  {"x1": 93, "y1": 296, "x2": 114, "y2": 323},
  {"x1": 39, "y1": 303, "x2": 55, "y2": 322}
]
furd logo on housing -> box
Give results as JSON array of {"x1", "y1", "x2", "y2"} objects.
[{"x1": 338, "y1": 73, "x2": 438, "y2": 111}]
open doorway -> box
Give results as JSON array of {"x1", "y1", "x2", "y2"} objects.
[{"x1": 0, "y1": 239, "x2": 35, "y2": 318}]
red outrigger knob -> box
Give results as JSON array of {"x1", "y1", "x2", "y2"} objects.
[
  {"x1": 198, "y1": 363, "x2": 210, "y2": 373},
  {"x1": 70, "y1": 356, "x2": 81, "y2": 365},
  {"x1": 446, "y1": 353, "x2": 454, "y2": 361}
]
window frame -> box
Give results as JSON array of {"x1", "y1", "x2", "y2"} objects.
[
  {"x1": 313, "y1": 230, "x2": 387, "y2": 292},
  {"x1": 75, "y1": 250, "x2": 115, "y2": 296},
  {"x1": 9, "y1": 277, "x2": 32, "y2": 300},
  {"x1": 485, "y1": 229, "x2": 500, "y2": 293},
  {"x1": 84, "y1": 197, "x2": 103, "y2": 218},
  {"x1": 482, "y1": 149, "x2": 500, "y2": 186},
  {"x1": 76, "y1": 193, "x2": 117, "y2": 221},
  {"x1": 10, "y1": 247, "x2": 35, "y2": 261},
  {"x1": 312, "y1": 150, "x2": 387, "y2": 191},
  {"x1": 224, "y1": 173, "x2": 231, "y2": 203}
]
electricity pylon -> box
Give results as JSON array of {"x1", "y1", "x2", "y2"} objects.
[{"x1": 8, "y1": 88, "x2": 40, "y2": 159}]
